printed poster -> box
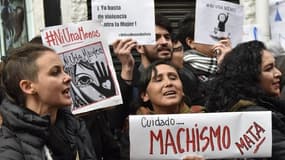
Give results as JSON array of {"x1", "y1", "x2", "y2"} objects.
[
  {"x1": 41, "y1": 20, "x2": 122, "y2": 115},
  {"x1": 130, "y1": 112, "x2": 272, "y2": 159},
  {"x1": 92, "y1": 0, "x2": 155, "y2": 45},
  {"x1": 195, "y1": 0, "x2": 244, "y2": 47}
]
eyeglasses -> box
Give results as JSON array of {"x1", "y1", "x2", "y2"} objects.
[{"x1": 173, "y1": 46, "x2": 183, "y2": 52}]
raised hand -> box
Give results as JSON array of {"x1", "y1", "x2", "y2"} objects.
[
  {"x1": 212, "y1": 38, "x2": 232, "y2": 65},
  {"x1": 112, "y1": 38, "x2": 137, "y2": 81}
]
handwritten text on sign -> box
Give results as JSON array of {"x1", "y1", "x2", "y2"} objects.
[{"x1": 129, "y1": 112, "x2": 272, "y2": 159}]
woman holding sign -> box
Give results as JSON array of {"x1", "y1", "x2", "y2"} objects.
[
  {"x1": 0, "y1": 44, "x2": 96, "y2": 160},
  {"x1": 132, "y1": 60, "x2": 205, "y2": 160},
  {"x1": 206, "y1": 40, "x2": 285, "y2": 159},
  {"x1": 136, "y1": 60, "x2": 205, "y2": 115}
]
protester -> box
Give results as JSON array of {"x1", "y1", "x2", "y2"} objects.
[
  {"x1": 110, "y1": 13, "x2": 173, "y2": 126},
  {"x1": 134, "y1": 60, "x2": 205, "y2": 159},
  {"x1": 112, "y1": 13, "x2": 173, "y2": 87},
  {"x1": 111, "y1": 13, "x2": 203, "y2": 123},
  {"x1": 111, "y1": 13, "x2": 208, "y2": 158},
  {"x1": 176, "y1": 12, "x2": 233, "y2": 104},
  {"x1": 176, "y1": 12, "x2": 218, "y2": 105},
  {"x1": 108, "y1": 13, "x2": 175, "y2": 159},
  {"x1": 136, "y1": 60, "x2": 205, "y2": 114},
  {"x1": 29, "y1": 35, "x2": 120, "y2": 160},
  {"x1": 171, "y1": 35, "x2": 207, "y2": 108},
  {"x1": 0, "y1": 44, "x2": 96, "y2": 159},
  {"x1": 206, "y1": 40, "x2": 285, "y2": 159}
]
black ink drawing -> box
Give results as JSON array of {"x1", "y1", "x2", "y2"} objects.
[
  {"x1": 210, "y1": 12, "x2": 230, "y2": 41},
  {"x1": 62, "y1": 44, "x2": 116, "y2": 109}
]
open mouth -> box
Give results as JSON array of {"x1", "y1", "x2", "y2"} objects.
[
  {"x1": 163, "y1": 90, "x2": 177, "y2": 96},
  {"x1": 63, "y1": 88, "x2": 70, "y2": 95},
  {"x1": 272, "y1": 82, "x2": 280, "y2": 89}
]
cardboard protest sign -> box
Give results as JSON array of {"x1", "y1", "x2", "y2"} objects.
[
  {"x1": 270, "y1": 1, "x2": 285, "y2": 51},
  {"x1": 41, "y1": 20, "x2": 122, "y2": 115},
  {"x1": 195, "y1": 0, "x2": 244, "y2": 47},
  {"x1": 91, "y1": 0, "x2": 155, "y2": 45},
  {"x1": 129, "y1": 112, "x2": 272, "y2": 159}
]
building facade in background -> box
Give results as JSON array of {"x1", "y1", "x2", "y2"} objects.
[{"x1": 0, "y1": 0, "x2": 278, "y2": 58}]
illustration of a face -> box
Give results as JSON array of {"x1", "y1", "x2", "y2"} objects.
[
  {"x1": 68, "y1": 60, "x2": 105, "y2": 108},
  {"x1": 218, "y1": 14, "x2": 226, "y2": 22}
]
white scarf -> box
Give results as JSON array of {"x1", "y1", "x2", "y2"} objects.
[{"x1": 183, "y1": 50, "x2": 218, "y2": 74}]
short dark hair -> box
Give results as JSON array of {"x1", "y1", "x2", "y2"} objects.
[
  {"x1": 1, "y1": 44, "x2": 55, "y2": 106},
  {"x1": 155, "y1": 13, "x2": 173, "y2": 35},
  {"x1": 176, "y1": 13, "x2": 195, "y2": 50}
]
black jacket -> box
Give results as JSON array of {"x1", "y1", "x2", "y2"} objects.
[
  {"x1": 0, "y1": 99, "x2": 97, "y2": 160},
  {"x1": 82, "y1": 111, "x2": 121, "y2": 160},
  {"x1": 48, "y1": 108, "x2": 97, "y2": 160}
]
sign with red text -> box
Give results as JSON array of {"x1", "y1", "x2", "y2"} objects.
[
  {"x1": 129, "y1": 112, "x2": 272, "y2": 159},
  {"x1": 195, "y1": 0, "x2": 243, "y2": 47},
  {"x1": 40, "y1": 20, "x2": 122, "y2": 115},
  {"x1": 92, "y1": 0, "x2": 155, "y2": 45}
]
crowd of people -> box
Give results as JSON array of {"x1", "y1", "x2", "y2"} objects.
[{"x1": 0, "y1": 7, "x2": 284, "y2": 160}]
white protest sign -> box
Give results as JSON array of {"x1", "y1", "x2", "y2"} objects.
[
  {"x1": 41, "y1": 20, "x2": 122, "y2": 115},
  {"x1": 195, "y1": 0, "x2": 243, "y2": 47},
  {"x1": 92, "y1": 0, "x2": 155, "y2": 45},
  {"x1": 270, "y1": 1, "x2": 285, "y2": 51},
  {"x1": 130, "y1": 112, "x2": 272, "y2": 159}
]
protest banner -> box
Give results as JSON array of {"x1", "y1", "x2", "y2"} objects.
[
  {"x1": 91, "y1": 0, "x2": 155, "y2": 45},
  {"x1": 129, "y1": 111, "x2": 272, "y2": 159},
  {"x1": 195, "y1": 0, "x2": 244, "y2": 47},
  {"x1": 41, "y1": 20, "x2": 122, "y2": 115}
]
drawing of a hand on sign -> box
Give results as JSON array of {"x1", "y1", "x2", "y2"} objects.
[{"x1": 93, "y1": 61, "x2": 116, "y2": 98}]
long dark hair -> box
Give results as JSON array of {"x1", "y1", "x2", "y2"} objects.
[{"x1": 206, "y1": 40, "x2": 268, "y2": 112}]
